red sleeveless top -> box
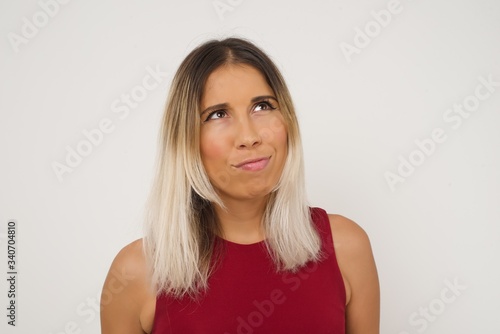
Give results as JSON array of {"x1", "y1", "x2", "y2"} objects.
[{"x1": 152, "y1": 207, "x2": 346, "y2": 333}]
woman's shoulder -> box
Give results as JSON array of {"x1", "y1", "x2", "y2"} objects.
[
  {"x1": 105, "y1": 238, "x2": 152, "y2": 293},
  {"x1": 101, "y1": 238, "x2": 156, "y2": 333},
  {"x1": 310, "y1": 207, "x2": 371, "y2": 249},
  {"x1": 326, "y1": 213, "x2": 379, "y2": 328},
  {"x1": 325, "y1": 213, "x2": 375, "y2": 281},
  {"x1": 110, "y1": 238, "x2": 148, "y2": 274},
  {"x1": 326, "y1": 214, "x2": 371, "y2": 250}
]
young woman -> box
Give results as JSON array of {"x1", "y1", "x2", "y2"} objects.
[{"x1": 100, "y1": 37, "x2": 380, "y2": 333}]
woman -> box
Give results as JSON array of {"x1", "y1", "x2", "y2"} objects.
[{"x1": 100, "y1": 37, "x2": 380, "y2": 333}]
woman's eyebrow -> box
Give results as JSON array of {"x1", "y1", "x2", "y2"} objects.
[
  {"x1": 200, "y1": 95, "x2": 278, "y2": 117},
  {"x1": 250, "y1": 95, "x2": 278, "y2": 103},
  {"x1": 200, "y1": 103, "x2": 228, "y2": 117}
]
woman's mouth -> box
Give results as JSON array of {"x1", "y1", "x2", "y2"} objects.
[{"x1": 234, "y1": 156, "x2": 271, "y2": 171}]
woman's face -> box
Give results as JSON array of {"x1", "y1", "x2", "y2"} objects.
[{"x1": 200, "y1": 64, "x2": 288, "y2": 203}]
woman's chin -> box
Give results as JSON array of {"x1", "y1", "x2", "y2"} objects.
[{"x1": 217, "y1": 186, "x2": 274, "y2": 203}]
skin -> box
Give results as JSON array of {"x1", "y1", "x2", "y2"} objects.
[{"x1": 100, "y1": 64, "x2": 380, "y2": 333}]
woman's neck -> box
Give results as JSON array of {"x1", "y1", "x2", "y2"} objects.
[{"x1": 213, "y1": 195, "x2": 268, "y2": 244}]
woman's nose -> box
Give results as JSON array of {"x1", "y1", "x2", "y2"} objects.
[{"x1": 235, "y1": 117, "x2": 262, "y2": 149}]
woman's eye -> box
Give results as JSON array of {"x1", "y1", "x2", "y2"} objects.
[
  {"x1": 205, "y1": 110, "x2": 227, "y2": 122},
  {"x1": 254, "y1": 101, "x2": 276, "y2": 112}
]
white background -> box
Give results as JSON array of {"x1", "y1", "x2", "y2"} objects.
[{"x1": 1, "y1": 0, "x2": 499, "y2": 333}]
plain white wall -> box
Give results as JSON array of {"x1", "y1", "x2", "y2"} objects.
[{"x1": 1, "y1": 0, "x2": 499, "y2": 333}]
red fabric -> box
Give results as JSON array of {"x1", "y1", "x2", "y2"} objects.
[{"x1": 152, "y1": 207, "x2": 346, "y2": 333}]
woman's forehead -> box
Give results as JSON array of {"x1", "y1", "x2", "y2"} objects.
[{"x1": 201, "y1": 64, "x2": 273, "y2": 108}]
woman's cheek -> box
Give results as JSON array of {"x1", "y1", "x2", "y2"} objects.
[
  {"x1": 200, "y1": 132, "x2": 230, "y2": 174},
  {"x1": 201, "y1": 141, "x2": 223, "y2": 161},
  {"x1": 264, "y1": 114, "x2": 287, "y2": 145}
]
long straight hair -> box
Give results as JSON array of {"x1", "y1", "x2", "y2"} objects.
[{"x1": 143, "y1": 37, "x2": 321, "y2": 298}]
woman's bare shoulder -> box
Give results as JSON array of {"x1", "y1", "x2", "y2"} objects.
[
  {"x1": 327, "y1": 214, "x2": 380, "y2": 333},
  {"x1": 327, "y1": 214, "x2": 372, "y2": 251},
  {"x1": 101, "y1": 238, "x2": 156, "y2": 333},
  {"x1": 111, "y1": 238, "x2": 148, "y2": 273},
  {"x1": 326, "y1": 213, "x2": 375, "y2": 282}
]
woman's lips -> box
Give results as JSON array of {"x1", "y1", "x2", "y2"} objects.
[{"x1": 234, "y1": 157, "x2": 270, "y2": 171}]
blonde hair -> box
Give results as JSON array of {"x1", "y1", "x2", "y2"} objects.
[{"x1": 143, "y1": 37, "x2": 321, "y2": 298}]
